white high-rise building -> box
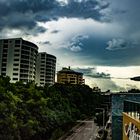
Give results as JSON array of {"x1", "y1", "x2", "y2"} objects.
[
  {"x1": 36, "y1": 52, "x2": 56, "y2": 86},
  {"x1": 0, "y1": 38, "x2": 38, "y2": 83}
]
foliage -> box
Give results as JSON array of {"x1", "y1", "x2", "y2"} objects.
[
  {"x1": 128, "y1": 88, "x2": 140, "y2": 93},
  {"x1": 0, "y1": 76, "x2": 103, "y2": 140}
]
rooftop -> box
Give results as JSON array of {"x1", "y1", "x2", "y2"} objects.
[{"x1": 58, "y1": 67, "x2": 83, "y2": 75}]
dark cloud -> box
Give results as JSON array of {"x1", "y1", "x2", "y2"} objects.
[
  {"x1": 0, "y1": 0, "x2": 109, "y2": 34},
  {"x1": 38, "y1": 41, "x2": 52, "y2": 45},
  {"x1": 75, "y1": 67, "x2": 95, "y2": 75},
  {"x1": 87, "y1": 72, "x2": 110, "y2": 79},
  {"x1": 102, "y1": 0, "x2": 140, "y2": 40},
  {"x1": 75, "y1": 36, "x2": 140, "y2": 66},
  {"x1": 106, "y1": 38, "x2": 138, "y2": 51},
  {"x1": 0, "y1": 13, "x2": 36, "y2": 30},
  {"x1": 35, "y1": 26, "x2": 47, "y2": 33},
  {"x1": 51, "y1": 30, "x2": 60, "y2": 34},
  {"x1": 0, "y1": 0, "x2": 56, "y2": 16},
  {"x1": 74, "y1": 67, "x2": 110, "y2": 79},
  {"x1": 0, "y1": 0, "x2": 57, "y2": 33},
  {"x1": 66, "y1": 35, "x2": 89, "y2": 52},
  {"x1": 55, "y1": 0, "x2": 107, "y2": 20},
  {"x1": 74, "y1": 67, "x2": 124, "y2": 91},
  {"x1": 130, "y1": 76, "x2": 140, "y2": 81},
  {"x1": 43, "y1": 41, "x2": 52, "y2": 45}
]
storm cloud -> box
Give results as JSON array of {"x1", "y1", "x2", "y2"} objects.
[
  {"x1": 75, "y1": 67, "x2": 110, "y2": 79},
  {"x1": 0, "y1": 0, "x2": 109, "y2": 33},
  {"x1": 1, "y1": 0, "x2": 140, "y2": 91},
  {"x1": 74, "y1": 67, "x2": 125, "y2": 91},
  {"x1": 66, "y1": 35, "x2": 89, "y2": 52}
]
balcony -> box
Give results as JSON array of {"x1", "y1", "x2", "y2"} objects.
[
  {"x1": 124, "y1": 100, "x2": 140, "y2": 121},
  {"x1": 123, "y1": 100, "x2": 140, "y2": 140}
]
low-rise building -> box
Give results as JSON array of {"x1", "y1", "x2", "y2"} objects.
[{"x1": 57, "y1": 67, "x2": 85, "y2": 85}]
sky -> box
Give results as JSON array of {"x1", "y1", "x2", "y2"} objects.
[{"x1": 0, "y1": 0, "x2": 140, "y2": 92}]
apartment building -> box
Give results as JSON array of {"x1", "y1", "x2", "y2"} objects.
[
  {"x1": 36, "y1": 52, "x2": 56, "y2": 86},
  {"x1": 57, "y1": 67, "x2": 85, "y2": 85},
  {"x1": 0, "y1": 38, "x2": 38, "y2": 83}
]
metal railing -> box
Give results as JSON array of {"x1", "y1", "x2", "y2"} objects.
[{"x1": 124, "y1": 100, "x2": 140, "y2": 121}]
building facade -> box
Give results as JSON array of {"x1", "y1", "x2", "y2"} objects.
[
  {"x1": 0, "y1": 38, "x2": 38, "y2": 83},
  {"x1": 36, "y1": 52, "x2": 56, "y2": 86},
  {"x1": 57, "y1": 67, "x2": 85, "y2": 85},
  {"x1": 111, "y1": 94, "x2": 140, "y2": 140},
  {"x1": 123, "y1": 100, "x2": 140, "y2": 140}
]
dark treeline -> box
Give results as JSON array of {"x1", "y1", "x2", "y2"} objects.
[{"x1": 0, "y1": 76, "x2": 104, "y2": 140}]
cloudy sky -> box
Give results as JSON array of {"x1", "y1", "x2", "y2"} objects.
[{"x1": 1, "y1": 0, "x2": 140, "y2": 91}]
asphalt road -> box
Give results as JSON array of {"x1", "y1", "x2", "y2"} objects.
[{"x1": 65, "y1": 120, "x2": 98, "y2": 140}]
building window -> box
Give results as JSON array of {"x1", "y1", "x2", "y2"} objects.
[
  {"x1": 23, "y1": 40, "x2": 32, "y2": 46},
  {"x1": 2, "y1": 50, "x2": 8, "y2": 54},
  {"x1": 2, "y1": 63, "x2": 6, "y2": 67},
  {"x1": 20, "y1": 74, "x2": 28, "y2": 78},
  {"x1": 2, "y1": 58, "x2": 7, "y2": 62},
  {"x1": 21, "y1": 55, "x2": 29, "y2": 59},
  {"x1": 41, "y1": 53, "x2": 45, "y2": 57},
  {"x1": 3, "y1": 44, "x2": 8, "y2": 48},
  {"x1": 14, "y1": 53, "x2": 20, "y2": 57},
  {"x1": 21, "y1": 60, "x2": 29, "y2": 64},
  {"x1": 2, "y1": 68, "x2": 6, "y2": 71},
  {"x1": 40, "y1": 68, "x2": 45, "y2": 70},
  {"x1": 22, "y1": 45, "x2": 30, "y2": 51},
  {"x1": 14, "y1": 49, "x2": 20, "y2": 52},
  {"x1": 1, "y1": 73, "x2": 6, "y2": 76},
  {"x1": 70, "y1": 78, "x2": 76, "y2": 80},
  {"x1": 15, "y1": 40, "x2": 21, "y2": 44},
  {"x1": 2, "y1": 54, "x2": 7, "y2": 57},
  {"x1": 20, "y1": 69, "x2": 28, "y2": 73},
  {"x1": 15, "y1": 44, "x2": 20, "y2": 48},
  {"x1": 13, "y1": 78, "x2": 18, "y2": 80},
  {"x1": 13, "y1": 63, "x2": 19, "y2": 66},
  {"x1": 13, "y1": 68, "x2": 18, "y2": 71},
  {"x1": 13, "y1": 73, "x2": 18, "y2": 76},
  {"x1": 14, "y1": 59, "x2": 19, "y2": 61},
  {"x1": 41, "y1": 61, "x2": 45, "y2": 63},
  {"x1": 4, "y1": 40, "x2": 8, "y2": 43},
  {"x1": 21, "y1": 50, "x2": 30, "y2": 55},
  {"x1": 20, "y1": 64, "x2": 29, "y2": 69}
]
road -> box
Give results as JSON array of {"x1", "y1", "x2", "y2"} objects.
[{"x1": 65, "y1": 120, "x2": 98, "y2": 140}]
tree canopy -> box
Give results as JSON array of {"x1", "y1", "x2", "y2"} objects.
[{"x1": 0, "y1": 76, "x2": 104, "y2": 140}]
